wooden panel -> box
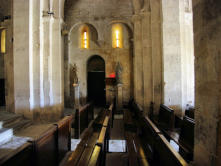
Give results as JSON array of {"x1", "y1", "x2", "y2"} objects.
[
  {"x1": 158, "y1": 104, "x2": 175, "y2": 130},
  {"x1": 32, "y1": 126, "x2": 57, "y2": 166},
  {"x1": 55, "y1": 116, "x2": 72, "y2": 163},
  {"x1": 0, "y1": 143, "x2": 32, "y2": 166}
]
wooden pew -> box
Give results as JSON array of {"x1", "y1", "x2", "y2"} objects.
[
  {"x1": 92, "y1": 108, "x2": 106, "y2": 131},
  {"x1": 123, "y1": 109, "x2": 150, "y2": 166},
  {"x1": 185, "y1": 107, "x2": 194, "y2": 119},
  {"x1": 30, "y1": 125, "x2": 58, "y2": 166},
  {"x1": 75, "y1": 103, "x2": 94, "y2": 138},
  {"x1": 131, "y1": 102, "x2": 188, "y2": 166},
  {"x1": 0, "y1": 143, "x2": 33, "y2": 166},
  {"x1": 158, "y1": 104, "x2": 175, "y2": 130},
  {"x1": 89, "y1": 117, "x2": 110, "y2": 166},
  {"x1": 178, "y1": 116, "x2": 194, "y2": 161},
  {"x1": 60, "y1": 108, "x2": 112, "y2": 166},
  {"x1": 54, "y1": 115, "x2": 72, "y2": 163},
  {"x1": 0, "y1": 116, "x2": 73, "y2": 166}
]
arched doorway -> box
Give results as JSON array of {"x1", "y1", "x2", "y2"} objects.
[{"x1": 87, "y1": 55, "x2": 106, "y2": 106}]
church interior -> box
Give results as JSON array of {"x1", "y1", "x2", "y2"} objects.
[{"x1": 0, "y1": 0, "x2": 220, "y2": 166}]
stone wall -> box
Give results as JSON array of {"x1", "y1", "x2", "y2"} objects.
[
  {"x1": 64, "y1": 0, "x2": 134, "y2": 107},
  {"x1": 193, "y1": 0, "x2": 221, "y2": 165},
  {"x1": 0, "y1": 0, "x2": 14, "y2": 112}
]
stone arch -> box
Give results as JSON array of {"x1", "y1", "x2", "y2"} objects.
[
  {"x1": 87, "y1": 55, "x2": 106, "y2": 105},
  {"x1": 68, "y1": 22, "x2": 99, "y2": 49},
  {"x1": 87, "y1": 55, "x2": 105, "y2": 72}
]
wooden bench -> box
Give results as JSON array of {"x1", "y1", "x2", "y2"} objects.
[
  {"x1": 0, "y1": 115, "x2": 73, "y2": 166},
  {"x1": 88, "y1": 117, "x2": 110, "y2": 166},
  {"x1": 30, "y1": 125, "x2": 58, "y2": 166},
  {"x1": 131, "y1": 102, "x2": 188, "y2": 166},
  {"x1": 185, "y1": 107, "x2": 194, "y2": 119},
  {"x1": 123, "y1": 109, "x2": 150, "y2": 166},
  {"x1": 158, "y1": 104, "x2": 175, "y2": 130},
  {"x1": 60, "y1": 108, "x2": 112, "y2": 166},
  {"x1": 178, "y1": 116, "x2": 194, "y2": 161},
  {"x1": 75, "y1": 103, "x2": 94, "y2": 138},
  {"x1": 0, "y1": 142, "x2": 33, "y2": 166},
  {"x1": 54, "y1": 115, "x2": 72, "y2": 163}
]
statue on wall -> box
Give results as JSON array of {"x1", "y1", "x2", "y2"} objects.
[
  {"x1": 115, "y1": 62, "x2": 123, "y2": 84},
  {"x1": 72, "y1": 63, "x2": 79, "y2": 86}
]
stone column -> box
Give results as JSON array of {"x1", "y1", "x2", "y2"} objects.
[
  {"x1": 116, "y1": 84, "x2": 123, "y2": 111},
  {"x1": 141, "y1": 11, "x2": 153, "y2": 115},
  {"x1": 132, "y1": 14, "x2": 144, "y2": 108},
  {"x1": 150, "y1": 0, "x2": 163, "y2": 113},
  {"x1": 13, "y1": 0, "x2": 31, "y2": 117}
]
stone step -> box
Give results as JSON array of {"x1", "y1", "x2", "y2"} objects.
[
  {"x1": 0, "y1": 128, "x2": 13, "y2": 146},
  {"x1": 0, "y1": 111, "x2": 23, "y2": 126},
  {"x1": 4, "y1": 120, "x2": 32, "y2": 134}
]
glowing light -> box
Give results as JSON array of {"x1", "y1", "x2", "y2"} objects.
[
  {"x1": 116, "y1": 30, "x2": 119, "y2": 48},
  {"x1": 1, "y1": 29, "x2": 6, "y2": 53},
  {"x1": 83, "y1": 31, "x2": 87, "y2": 48}
]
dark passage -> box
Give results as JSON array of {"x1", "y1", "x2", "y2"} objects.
[
  {"x1": 88, "y1": 71, "x2": 106, "y2": 106},
  {"x1": 0, "y1": 79, "x2": 5, "y2": 106},
  {"x1": 87, "y1": 55, "x2": 106, "y2": 106}
]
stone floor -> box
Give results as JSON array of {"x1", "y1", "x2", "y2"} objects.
[{"x1": 106, "y1": 116, "x2": 128, "y2": 166}]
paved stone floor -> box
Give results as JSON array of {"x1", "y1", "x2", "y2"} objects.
[{"x1": 106, "y1": 117, "x2": 128, "y2": 166}]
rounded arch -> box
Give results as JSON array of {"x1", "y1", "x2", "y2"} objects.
[
  {"x1": 87, "y1": 55, "x2": 105, "y2": 72},
  {"x1": 109, "y1": 21, "x2": 133, "y2": 37},
  {"x1": 69, "y1": 22, "x2": 98, "y2": 41},
  {"x1": 87, "y1": 55, "x2": 106, "y2": 106}
]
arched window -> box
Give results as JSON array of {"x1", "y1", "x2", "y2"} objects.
[
  {"x1": 1, "y1": 29, "x2": 6, "y2": 54},
  {"x1": 80, "y1": 26, "x2": 89, "y2": 49},
  {"x1": 112, "y1": 24, "x2": 123, "y2": 48}
]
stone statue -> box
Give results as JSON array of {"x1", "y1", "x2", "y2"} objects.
[
  {"x1": 115, "y1": 62, "x2": 123, "y2": 84},
  {"x1": 72, "y1": 64, "x2": 79, "y2": 86}
]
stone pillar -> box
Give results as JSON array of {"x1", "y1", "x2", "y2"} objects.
[
  {"x1": 116, "y1": 84, "x2": 123, "y2": 111},
  {"x1": 73, "y1": 84, "x2": 80, "y2": 109},
  {"x1": 150, "y1": 0, "x2": 163, "y2": 113},
  {"x1": 13, "y1": 0, "x2": 31, "y2": 117},
  {"x1": 132, "y1": 14, "x2": 144, "y2": 108},
  {"x1": 192, "y1": 1, "x2": 221, "y2": 165},
  {"x1": 141, "y1": 11, "x2": 153, "y2": 114}
]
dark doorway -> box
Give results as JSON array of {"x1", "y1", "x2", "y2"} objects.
[
  {"x1": 0, "y1": 79, "x2": 5, "y2": 106},
  {"x1": 87, "y1": 55, "x2": 106, "y2": 106}
]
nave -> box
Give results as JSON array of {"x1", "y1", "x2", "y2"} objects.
[{"x1": 0, "y1": 99, "x2": 192, "y2": 166}]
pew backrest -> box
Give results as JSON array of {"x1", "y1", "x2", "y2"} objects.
[
  {"x1": 31, "y1": 125, "x2": 57, "y2": 166},
  {"x1": 55, "y1": 115, "x2": 72, "y2": 163},
  {"x1": 179, "y1": 116, "x2": 195, "y2": 151},
  {"x1": 158, "y1": 104, "x2": 175, "y2": 130}
]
